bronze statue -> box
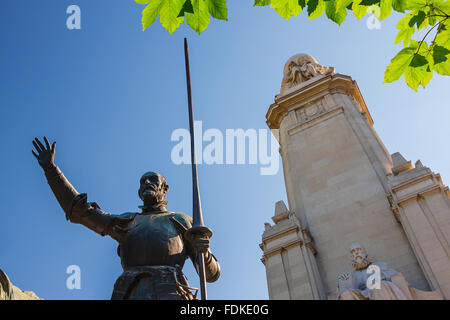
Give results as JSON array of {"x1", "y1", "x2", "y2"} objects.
[{"x1": 32, "y1": 137, "x2": 220, "y2": 300}]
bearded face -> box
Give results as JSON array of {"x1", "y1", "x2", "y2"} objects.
[
  {"x1": 350, "y1": 242, "x2": 371, "y2": 271},
  {"x1": 138, "y1": 172, "x2": 169, "y2": 205}
]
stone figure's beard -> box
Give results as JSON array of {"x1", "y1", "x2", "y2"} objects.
[
  {"x1": 139, "y1": 186, "x2": 168, "y2": 212},
  {"x1": 141, "y1": 186, "x2": 164, "y2": 202},
  {"x1": 143, "y1": 191, "x2": 165, "y2": 203},
  {"x1": 352, "y1": 257, "x2": 372, "y2": 271}
]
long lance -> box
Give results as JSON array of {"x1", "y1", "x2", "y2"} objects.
[{"x1": 183, "y1": 38, "x2": 211, "y2": 301}]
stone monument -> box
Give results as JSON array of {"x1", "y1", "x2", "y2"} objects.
[{"x1": 260, "y1": 54, "x2": 450, "y2": 300}]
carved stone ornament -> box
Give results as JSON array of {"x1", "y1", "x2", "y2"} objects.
[{"x1": 280, "y1": 54, "x2": 335, "y2": 95}]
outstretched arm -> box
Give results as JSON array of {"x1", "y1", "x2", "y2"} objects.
[
  {"x1": 32, "y1": 137, "x2": 78, "y2": 218},
  {"x1": 32, "y1": 137, "x2": 131, "y2": 239}
]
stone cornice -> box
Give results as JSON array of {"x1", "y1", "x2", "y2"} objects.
[
  {"x1": 391, "y1": 172, "x2": 444, "y2": 205},
  {"x1": 398, "y1": 185, "x2": 443, "y2": 206},
  {"x1": 261, "y1": 225, "x2": 299, "y2": 244},
  {"x1": 260, "y1": 239, "x2": 304, "y2": 262},
  {"x1": 388, "y1": 170, "x2": 449, "y2": 210},
  {"x1": 266, "y1": 73, "x2": 373, "y2": 129},
  {"x1": 390, "y1": 170, "x2": 434, "y2": 192}
]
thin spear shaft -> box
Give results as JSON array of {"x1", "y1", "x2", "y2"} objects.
[{"x1": 183, "y1": 38, "x2": 207, "y2": 300}]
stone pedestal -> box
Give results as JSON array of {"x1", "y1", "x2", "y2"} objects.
[{"x1": 261, "y1": 55, "x2": 436, "y2": 299}]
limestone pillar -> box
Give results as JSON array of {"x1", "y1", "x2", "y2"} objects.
[
  {"x1": 388, "y1": 154, "x2": 450, "y2": 298},
  {"x1": 260, "y1": 201, "x2": 326, "y2": 299}
]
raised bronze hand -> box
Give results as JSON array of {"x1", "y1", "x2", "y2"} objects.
[{"x1": 32, "y1": 137, "x2": 56, "y2": 170}]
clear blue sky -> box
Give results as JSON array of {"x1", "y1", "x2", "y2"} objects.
[{"x1": 0, "y1": 1, "x2": 449, "y2": 300}]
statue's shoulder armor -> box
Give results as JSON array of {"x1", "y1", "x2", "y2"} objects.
[
  {"x1": 114, "y1": 212, "x2": 139, "y2": 257},
  {"x1": 116, "y1": 212, "x2": 139, "y2": 220},
  {"x1": 169, "y1": 212, "x2": 193, "y2": 228}
]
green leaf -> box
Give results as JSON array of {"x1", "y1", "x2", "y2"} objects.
[
  {"x1": 432, "y1": 45, "x2": 450, "y2": 75},
  {"x1": 336, "y1": 0, "x2": 353, "y2": 11},
  {"x1": 409, "y1": 53, "x2": 428, "y2": 67},
  {"x1": 159, "y1": 0, "x2": 186, "y2": 34},
  {"x1": 432, "y1": 45, "x2": 450, "y2": 64},
  {"x1": 404, "y1": 59, "x2": 432, "y2": 90},
  {"x1": 207, "y1": 0, "x2": 228, "y2": 20},
  {"x1": 386, "y1": 41, "x2": 433, "y2": 91},
  {"x1": 384, "y1": 47, "x2": 415, "y2": 82},
  {"x1": 254, "y1": 0, "x2": 271, "y2": 5},
  {"x1": 394, "y1": 14, "x2": 415, "y2": 47},
  {"x1": 186, "y1": 0, "x2": 210, "y2": 34},
  {"x1": 433, "y1": 0, "x2": 450, "y2": 14},
  {"x1": 352, "y1": 0, "x2": 369, "y2": 19},
  {"x1": 417, "y1": 15, "x2": 429, "y2": 31},
  {"x1": 392, "y1": 0, "x2": 407, "y2": 12},
  {"x1": 408, "y1": 10, "x2": 425, "y2": 28},
  {"x1": 308, "y1": 0, "x2": 319, "y2": 12},
  {"x1": 308, "y1": 0, "x2": 326, "y2": 19},
  {"x1": 428, "y1": 9, "x2": 437, "y2": 25},
  {"x1": 271, "y1": 0, "x2": 303, "y2": 19},
  {"x1": 135, "y1": 0, "x2": 151, "y2": 4},
  {"x1": 435, "y1": 23, "x2": 450, "y2": 48},
  {"x1": 405, "y1": 0, "x2": 427, "y2": 10},
  {"x1": 325, "y1": 0, "x2": 347, "y2": 25},
  {"x1": 359, "y1": 0, "x2": 379, "y2": 5},
  {"x1": 379, "y1": 0, "x2": 392, "y2": 20},
  {"x1": 141, "y1": 0, "x2": 165, "y2": 31},
  {"x1": 178, "y1": 0, "x2": 194, "y2": 17},
  {"x1": 411, "y1": 39, "x2": 430, "y2": 55}
]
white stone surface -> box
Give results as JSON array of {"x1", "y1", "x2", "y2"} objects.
[
  {"x1": 261, "y1": 61, "x2": 441, "y2": 299},
  {"x1": 388, "y1": 158, "x2": 450, "y2": 298}
]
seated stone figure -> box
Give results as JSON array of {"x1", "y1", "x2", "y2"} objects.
[{"x1": 337, "y1": 242, "x2": 443, "y2": 300}]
